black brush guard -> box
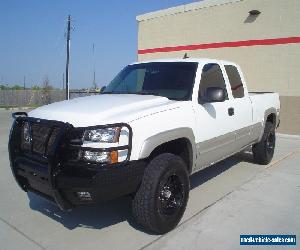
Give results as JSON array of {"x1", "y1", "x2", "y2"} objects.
[
  {"x1": 8, "y1": 112, "x2": 144, "y2": 211},
  {"x1": 9, "y1": 113, "x2": 74, "y2": 210}
]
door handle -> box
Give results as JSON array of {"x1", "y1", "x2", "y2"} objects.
[{"x1": 228, "y1": 107, "x2": 234, "y2": 116}]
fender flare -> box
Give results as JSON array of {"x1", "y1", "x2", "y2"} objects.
[
  {"x1": 264, "y1": 107, "x2": 277, "y2": 127},
  {"x1": 138, "y1": 127, "x2": 196, "y2": 171},
  {"x1": 258, "y1": 107, "x2": 277, "y2": 141}
]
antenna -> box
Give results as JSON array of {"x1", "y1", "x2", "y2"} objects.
[{"x1": 183, "y1": 53, "x2": 189, "y2": 59}]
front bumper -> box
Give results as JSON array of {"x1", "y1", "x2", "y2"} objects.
[{"x1": 8, "y1": 114, "x2": 146, "y2": 210}]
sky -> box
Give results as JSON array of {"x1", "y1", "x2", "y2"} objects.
[{"x1": 0, "y1": 0, "x2": 198, "y2": 89}]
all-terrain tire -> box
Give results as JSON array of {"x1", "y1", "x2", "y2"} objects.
[
  {"x1": 132, "y1": 153, "x2": 190, "y2": 234},
  {"x1": 252, "y1": 121, "x2": 276, "y2": 165}
]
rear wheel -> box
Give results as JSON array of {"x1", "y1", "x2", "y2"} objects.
[
  {"x1": 252, "y1": 122, "x2": 276, "y2": 165},
  {"x1": 132, "y1": 153, "x2": 189, "y2": 234}
]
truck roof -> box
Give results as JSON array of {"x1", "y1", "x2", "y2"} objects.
[{"x1": 132, "y1": 58, "x2": 237, "y2": 66}]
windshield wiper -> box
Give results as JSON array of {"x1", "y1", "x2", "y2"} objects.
[
  {"x1": 101, "y1": 90, "x2": 172, "y2": 100},
  {"x1": 101, "y1": 91, "x2": 127, "y2": 94},
  {"x1": 135, "y1": 91, "x2": 161, "y2": 96},
  {"x1": 102, "y1": 91, "x2": 160, "y2": 96}
]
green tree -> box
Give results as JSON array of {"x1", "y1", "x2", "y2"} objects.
[
  {"x1": 42, "y1": 76, "x2": 53, "y2": 104},
  {"x1": 0, "y1": 84, "x2": 9, "y2": 90},
  {"x1": 31, "y1": 85, "x2": 41, "y2": 90},
  {"x1": 11, "y1": 85, "x2": 23, "y2": 90}
]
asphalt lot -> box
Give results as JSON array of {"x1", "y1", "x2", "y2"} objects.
[{"x1": 0, "y1": 110, "x2": 299, "y2": 250}]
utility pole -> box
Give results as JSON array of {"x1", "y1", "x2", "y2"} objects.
[
  {"x1": 65, "y1": 15, "x2": 71, "y2": 100},
  {"x1": 23, "y1": 76, "x2": 26, "y2": 90},
  {"x1": 23, "y1": 76, "x2": 26, "y2": 105},
  {"x1": 62, "y1": 73, "x2": 65, "y2": 90},
  {"x1": 92, "y1": 43, "x2": 97, "y2": 90}
]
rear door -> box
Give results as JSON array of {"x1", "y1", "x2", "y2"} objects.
[
  {"x1": 193, "y1": 63, "x2": 238, "y2": 170},
  {"x1": 224, "y1": 64, "x2": 253, "y2": 150}
]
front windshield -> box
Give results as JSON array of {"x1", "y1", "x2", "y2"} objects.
[{"x1": 103, "y1": 62, "x2": 198, "y2": 100}]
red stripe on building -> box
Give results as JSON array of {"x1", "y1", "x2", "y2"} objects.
[{"x1": 138, "y1": 36, "x2": 300, "y2": 55}]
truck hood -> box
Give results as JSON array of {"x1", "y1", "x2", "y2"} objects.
[{"x1": 29, "y1": 94, "x2": 178, "y2": 127}]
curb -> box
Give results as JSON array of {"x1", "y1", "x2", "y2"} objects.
[{"x1": 277, "y1": 133, "x2": 300, "y2": 140}]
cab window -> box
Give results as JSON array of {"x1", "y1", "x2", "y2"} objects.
[
  {"x1": 225, "y1": 65, "x2": 244, "y2": 98},
  {"x1": 198, "y1": 63, "x2": 228, "y2": 102}
]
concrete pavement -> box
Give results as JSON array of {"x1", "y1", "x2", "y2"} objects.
[
  {"x1": 146, "y1": 148, "x2": 300, "y2": 250},
  {"x1": 0, "y1": 110, "x2": 299, "y2": 250}
]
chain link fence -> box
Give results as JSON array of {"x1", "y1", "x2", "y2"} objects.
[{"x1": 0, "y1": 90, "x2": 100, "y2": 107}]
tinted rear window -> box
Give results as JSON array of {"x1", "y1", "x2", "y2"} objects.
[{"x1": 225, "y1": 65, "x2": 244, "y2": 98}]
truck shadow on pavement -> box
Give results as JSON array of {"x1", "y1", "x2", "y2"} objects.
[
  {"x1": 190, "y1": 150, "x2": 254, "y2": 189},
  {"x1": 28, "y1": 192, "x2": 133, "y2": 230},
  {"x1": 27, "y1": 150, "x2": 255, "y2": 232}
]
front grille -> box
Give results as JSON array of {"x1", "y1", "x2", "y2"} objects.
[
  {"x1": 32, "y1": 124, "x2": 51, "y2": 154},
  {"x1": 20, "y1": 122, "x2": 62, "y2": 157},
  {"x1": 46, "y1": 127, "x2": 61, "y2": 155}
]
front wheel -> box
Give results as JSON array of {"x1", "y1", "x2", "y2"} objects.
[
  {"x1": 252, "y1": 122, "x2": 276, "y2": 165},
  {"x1": 132, "y1": 153, "x2": 190, "y2": 234}
]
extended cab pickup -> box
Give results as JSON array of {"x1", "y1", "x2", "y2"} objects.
[{"x1": 9, "y1": 58, "x2": 280, "y2": 234}]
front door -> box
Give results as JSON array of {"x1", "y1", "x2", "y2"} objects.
[{"x1": 193, "y1": 63, "x2": 237, "y2": 170}]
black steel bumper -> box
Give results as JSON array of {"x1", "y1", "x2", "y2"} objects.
[{"x1": 8, "y1": 113, "x2": 146, "y2": 210}]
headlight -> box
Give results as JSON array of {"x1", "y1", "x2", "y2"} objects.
[
  {"x1": 83, "y1": 127, "x2": 120, "y2": 143},
  {"x1": 78, "y1": 125, "x2": 130, "y2": 164}
]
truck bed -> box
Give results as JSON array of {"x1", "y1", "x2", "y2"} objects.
[{"x1": 249, "y1": 92, "x2": 280, "y2": 125}]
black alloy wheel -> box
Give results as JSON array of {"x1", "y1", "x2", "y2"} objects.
[
  {"x1": 132, "y1": 153, "x2": 190, "y2": 234},
  {"x1": 253, "y1": 121, "x2": 276, "y2": 165},
  {"x1": 158, "y1": 174, "x2": 185, "y2": 216}
]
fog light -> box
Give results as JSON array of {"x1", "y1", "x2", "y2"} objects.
[{"x1": 76, "y1": 191, "x2": 92, "y2": 201}]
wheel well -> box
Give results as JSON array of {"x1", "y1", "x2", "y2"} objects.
[
  {"x1": 266, "y1": 113, "x2": 276, "y2": 125},
  {"x1": 148, "y1": 138, "x2": 193, "y2": 173}
]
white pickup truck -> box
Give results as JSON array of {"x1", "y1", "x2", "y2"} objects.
[{"x1": 9, "y1": 58, "x2": 280, "y2": 234}]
